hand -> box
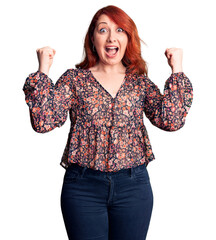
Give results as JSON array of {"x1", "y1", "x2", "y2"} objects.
[
  {"x1": 165, "y1": 48, "x2": 183, "y2": 73},
  {"x1": 36, "y1": 46, "x2": 56, "y2": 75}
]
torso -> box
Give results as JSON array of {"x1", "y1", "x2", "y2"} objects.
[{"x1": 88, "y1": 67, "x2": 126, "y2": 99}]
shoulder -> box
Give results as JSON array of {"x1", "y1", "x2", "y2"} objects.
[
  {"x1": 129, "y1": 73, "x2": 159, "y2": 94},
  {"x1": 67, "y1": 68, "x2": 89, "y2": 75},
  {"x1": 137, "y1": 73, "x2": 157, "y2": 89},
  {"x1": 67, "y1": 67, "x2": 89, "y2": 77},
  {"x1": 129, "y1": 72, "x2": 151, "y2": 86}
]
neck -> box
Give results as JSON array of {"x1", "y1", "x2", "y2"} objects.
[{"x1": 93, "y1": 62, "x2": 126, "y2": 74}]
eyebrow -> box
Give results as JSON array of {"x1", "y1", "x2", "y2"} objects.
[{"x1": 97, "y1": 22, "x2": 108, "y2": 27}]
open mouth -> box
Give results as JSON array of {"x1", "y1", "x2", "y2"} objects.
[{"x1": 105, "y1": 47, "x2": 119, "y2": 56}]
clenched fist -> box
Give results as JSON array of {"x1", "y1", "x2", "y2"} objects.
[
  {"x1": 36, "y1": 46, "x2": 56, "y2": 75},
  {"x1": 165, "y1": 48, "x2": 183, "y2": 73}
]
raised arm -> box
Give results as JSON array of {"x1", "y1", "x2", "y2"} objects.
[
  {"x1": 23, "y1": 69, "x2": 77, "y2": 133},
  {"x1": 143, "y1": 72, "x2": 193, "y2": 131},
  {"x1": 143, "y1": 48, "x2": 193, "y2": 131}
]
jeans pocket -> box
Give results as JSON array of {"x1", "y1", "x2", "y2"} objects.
[
  {"x1": 63, "y1": 168, "x2": 79, "y2": 184},
  {"x1": 134, "y1": 167, "x2": 150, "y2": 184}
]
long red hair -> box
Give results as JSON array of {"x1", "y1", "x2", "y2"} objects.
[{"x1": 75, "y1": 5, "x2": 148, "y2": 76}]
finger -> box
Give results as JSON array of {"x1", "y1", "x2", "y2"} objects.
[
  {"x1": 165, "y1": 48, "x2": 169, "y2": 56},
  {"x1": 165, "y1": 48, "x2": 173, "y2": 55},
  {"x1": 167, "y1": 54, "x2": 171, "y2": 59},
  {"x1": 166, "y1": 47, "x2": 176, "y2": 54},
  {"x1": 165, "y1": 50, "x2": 171, "y2": 58},
  {"x1": 165, "y1": 48, "x2": 170, "y2": 53}
]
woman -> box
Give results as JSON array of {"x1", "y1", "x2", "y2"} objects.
[{"x1": 23, "y1": 5, "x2": 193, "y2": 240}]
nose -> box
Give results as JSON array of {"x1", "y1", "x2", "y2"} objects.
[{"x1": 107, "y1": 30, "x2": 116, "y2": 43}]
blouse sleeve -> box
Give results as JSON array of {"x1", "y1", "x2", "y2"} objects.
[
  {"x1": 22, "y1": 69, "x2": 77, "y2": 133},
  {"x1": 143, "y1": 72, "x2": 193, "y2": 131}
]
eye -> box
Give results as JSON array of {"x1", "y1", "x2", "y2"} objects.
[
  {"x1": 117, "y1": 28, "x2": 124, "y2": 32},
  {"x1": 99, "y1": 28, "x2": 107, "y2": 33}
]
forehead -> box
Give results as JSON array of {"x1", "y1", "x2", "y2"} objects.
[{"x1": 96, "y1": 14, "x2": 117, "y2": 26}]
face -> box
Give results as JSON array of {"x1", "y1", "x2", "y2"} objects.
[{"x1": 92, "y1": 14, "x2": 128, "y2": 67}]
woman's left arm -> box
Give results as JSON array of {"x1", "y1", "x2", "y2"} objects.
[{"x1": 143, "y1": 48, "x2": 193, "y2": 131}]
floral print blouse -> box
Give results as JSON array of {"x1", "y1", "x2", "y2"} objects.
[{"x1": 23, "y1": 68, "x2": 193, "y2": 172}]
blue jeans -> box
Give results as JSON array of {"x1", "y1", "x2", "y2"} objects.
[{"x1": 61, "y1": 163, "x2": 153, "y2": 240}]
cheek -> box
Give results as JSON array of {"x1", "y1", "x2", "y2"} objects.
[
  {"x1": 120, "y1": 37, "x2": 128, "y2": 51},
  {"x1": 93, "y1": 34, "x2": 105, "y2": 47},
  {"x1": 95, "y1": 42, "x2": 106, "y2": 56},
  {"x1": 121, "y1": 41, "x2": 128, "y2": 54}
]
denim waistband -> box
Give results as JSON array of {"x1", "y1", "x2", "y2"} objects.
[{"x1": 67, "y1": 162, "x2": 147, "y2": 178}]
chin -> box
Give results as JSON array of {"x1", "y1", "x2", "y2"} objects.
[{"x1": 104, "y1": 58, "x2": 123, "y2": 66}]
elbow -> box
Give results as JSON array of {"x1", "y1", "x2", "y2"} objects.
[
  {"x1": 151, "y1": 115, "x2": 185, "y2": 132},
  {"x1": 31, "y1": 120, "x2": 52, "y2": 134},
  {"x1": 161, "y1": 117, "x2": 186, "y2": 132},
  {"x1": 163, "y1": 121, "x2": 185, "y2": 132},
  {"x1": 31, "y1": 124, "x2": 51, "y2": 133},
  {"x1": 30, "y1": 112, "x2": 54, "y2": 133}
]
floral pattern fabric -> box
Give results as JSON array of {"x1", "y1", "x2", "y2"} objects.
[{"x1": 23, "y1": 68, "x2": 193, "y2": 172}]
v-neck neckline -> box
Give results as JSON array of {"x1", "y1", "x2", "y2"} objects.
[{"x1": 87, "y1": 68, "x2": 128, "y2": 101}]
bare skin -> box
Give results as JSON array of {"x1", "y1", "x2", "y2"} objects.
[
  {"x1": 88, "y1": 14, "x2": 128, "y2": 98},
  {"x1": 88, "y1": 66, "x2": 126, "y2": 99},
  {"x1": 36, "y1": 16, "x2": 183, "y2": 86}
]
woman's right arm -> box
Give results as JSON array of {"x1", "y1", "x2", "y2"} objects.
[{"x1": 22, "y1": 69, "x2": 77, "y2": 133}]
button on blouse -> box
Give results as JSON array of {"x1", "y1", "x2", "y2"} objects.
[{"x1": 23, "y1": 68, "x2": 193, "y2": 172}]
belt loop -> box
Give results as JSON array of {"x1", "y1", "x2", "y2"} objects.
[{"x1": 80, "y1": 166, "x2": 87, "y2": 178}]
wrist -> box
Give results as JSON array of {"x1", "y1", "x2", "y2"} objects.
[
  {"x1": 38, "y1": 66, "x2": 49, "y2": 76},
  {"x1": 172, "y1": 66, "x2": 183, "y2": 74}
]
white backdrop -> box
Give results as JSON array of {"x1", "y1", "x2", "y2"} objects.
[{"x1": 1, "y1": 0, "x2": 216, "y2": 239}]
